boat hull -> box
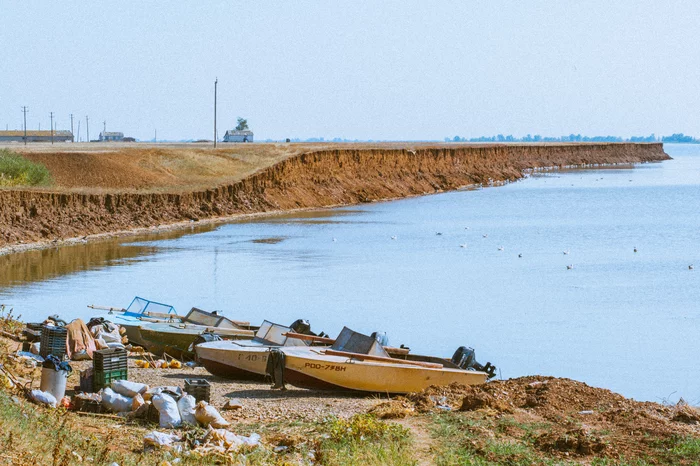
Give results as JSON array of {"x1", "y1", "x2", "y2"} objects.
[
  {"x1": 281, "y1": 348, "x2": 488, "y2": 394},
  {"x1": 139, "y1": 324, "x2": 253, "y2": 360},
  {"x1": 196, "y1": 342, "x2": 273, "y2": 380}
]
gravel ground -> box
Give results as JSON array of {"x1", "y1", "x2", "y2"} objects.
[{"x1": 68, "y1": 356, "x2": 378, "y2": 425}]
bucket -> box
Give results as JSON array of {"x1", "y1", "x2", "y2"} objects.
[{"x1": 40, "y1": 367, "x2": 70, "y2": 401}]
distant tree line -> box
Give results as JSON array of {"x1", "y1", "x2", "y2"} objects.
[{"x1": 446, "y1": 133, "x2": 700, "y2": 143}]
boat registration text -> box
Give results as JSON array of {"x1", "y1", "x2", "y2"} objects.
[{"x1": 304, "y1": 362, "x2": 347, "y2": 372}]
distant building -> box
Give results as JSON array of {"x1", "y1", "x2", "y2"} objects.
[
  {"x1": 223, "y1": 130, "x2": 253, "y2": 143},
  {"x1": 99, "y1": 131, "x2": 124, "y2": 142},
  {"x1": 0, "y1": 130, "x2": 74, "y2": 143}
]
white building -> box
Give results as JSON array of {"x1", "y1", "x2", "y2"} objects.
[
  {"x1": 223, "y1": 130, "x2": 253, "y2": 143},
  {"x1": 99, "y1": 131, "x2": 124, "y2": 142}
]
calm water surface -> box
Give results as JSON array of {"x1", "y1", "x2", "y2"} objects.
[{"x1": 1, "y1": 144, "x2": 698, "y2": 403}]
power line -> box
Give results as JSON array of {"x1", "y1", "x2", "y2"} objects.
[{"x1": 21, "y1": 106, "x2": 28, "y2": 145}]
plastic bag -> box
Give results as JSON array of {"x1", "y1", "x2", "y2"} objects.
[
  {"x1": 195, "y1": 401, "x2": 229, "y2": 428},
  {"x1": 112, "y1": 380, "x2": 148, "y2": 397},
  {"x1": 202, "y1": 426, "x2": 260, "y2": 451},
  {"x1": 177, "y1": 394, "x2": 197, "y2": 425},
  {"x1": 152, "y1": 393, "x2": 181, "y2": 428},
  {"x1": 101, "y1": 387, "x2": 133, "y2": 413},
  {"x1": 143, "y1": 431, "x2": 181, "y2": 449},
  {"x1": 30, "y1": 389, "x2": 57, "y2": 408}
]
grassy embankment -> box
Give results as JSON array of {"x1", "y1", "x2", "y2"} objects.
[{"x1": 0, "y1": 149, "x2": 52, "y2": 187}]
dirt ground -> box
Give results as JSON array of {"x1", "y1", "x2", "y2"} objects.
[{"x1": 2, "y1": 331, "x2": 699, "y2": 464}]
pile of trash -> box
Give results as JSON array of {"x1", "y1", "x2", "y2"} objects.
[
  {"x1": 23, "y1": 377, "x2": 261, "y2": 457},
  {"x1": 21, "y1": 316, "x2": 128, "y2": 363}
]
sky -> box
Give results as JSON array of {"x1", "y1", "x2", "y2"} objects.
[{"x1": 1, "y1": 1, "x2": 699, "y2": 141}]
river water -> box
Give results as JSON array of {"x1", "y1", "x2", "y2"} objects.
[{"x1": 1, "y1": 144, "x2": 698, "y2": 403}]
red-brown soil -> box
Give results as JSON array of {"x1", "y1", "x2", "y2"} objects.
[
  {"x1": 393, "y1": 376, "x2": 700, "y2": 463},
  {"x1": 0, "y1": 142, "x2": 669, "y2": 249}
]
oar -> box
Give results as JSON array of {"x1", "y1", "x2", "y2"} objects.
[
  {"x1": 282, "y1": 332, "x2": 334, "y2": 344},
  {"x1": 283, "y1": 332, "x2": 410, "y2": 356},
  {"x1": 323, "y1": 349, "x2": 443, "y2": 369},
  {"x1": 87, "y1": 304, "x2": 126, "y2": 312}
]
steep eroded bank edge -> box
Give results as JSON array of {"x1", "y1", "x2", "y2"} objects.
[{"x1": 0, "y1": 143, "x2": 670, "y2": 249}]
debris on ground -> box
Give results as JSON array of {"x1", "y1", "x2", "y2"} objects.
[{"x1": 195, "y1": 400, "x2": 230, "y2": 428}]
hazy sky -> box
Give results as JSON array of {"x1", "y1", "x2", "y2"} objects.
[{"x1": 1, "y1": 1, "x2": 699, "y2": 141}]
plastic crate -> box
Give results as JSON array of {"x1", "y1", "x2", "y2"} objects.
[
  {"x1": 40, "y1": 325, "x2": 67, "y2": 359},
  {"x1": 22, "y1": 328, "x2": 41, "y2": 342},
  {"x1": 26, "y1": 323, "x2": 44, "y2": 332},
  {"x1": 93, "y1": 348, "x2": 128, "y2": 372},
  {"x1": 77, "y1": 399, "x2": 103, "y2": 413},
  {"x1": 184, "y1": 378, "x2": 211, "y2": 403},
  {"x1": 93, "y1": 368, "x2": 128, "y2": 392}
]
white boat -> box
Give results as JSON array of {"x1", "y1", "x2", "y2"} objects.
[{"x1": 195, "y1": 321, "x2": 311, "y2": 379}]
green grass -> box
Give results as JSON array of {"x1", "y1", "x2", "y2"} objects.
[
  {"x1": 0, "y1": 390, "x2": 277, "y2": 465},
  {"x1": 657, "y1": 435, "x2": 700, "y2": 463},
  {"x1": 315, "y1": 414, "x2": 416, "y2": 466},
  {"x1": 0, "y1": 391, "x2": 417, "y2": 465},
  {"x1": 0, "y1": 149, "x2": 52, "y2": 186},
  {"x1": 430, "y1": 413, "x2": 569, "y2": 466}
]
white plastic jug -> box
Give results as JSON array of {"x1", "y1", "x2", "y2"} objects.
[{"x1": 40, "y1": 367, "x2": 69, "y2": 401}]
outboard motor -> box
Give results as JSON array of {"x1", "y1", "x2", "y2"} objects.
[
  {"x1": 290, "y1": 319, "x2": 312, "y2": 335},
  {"x1": 451, "y1": 346, "x2": 497, "y2": 379},
  {"x1": 371, "y1": 331, "x2": 389, "y2": 346},
  {"x1": 48, "y1": 315, "x2": 68, "y2": 327}
]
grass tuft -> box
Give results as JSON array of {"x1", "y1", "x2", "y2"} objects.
[
  {"x1": 317, "y1": 414, "x2": 416, "y2": 465},
  {"x1": 0, "y1": 149, "x2": 53, "y2": 186}
]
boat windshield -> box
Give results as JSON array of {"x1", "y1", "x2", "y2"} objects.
[
  {"x1": 254, "y1": 321, "x2": 307, "y2": 346},
  {"x1": 331, "y1": 327, "x2": 389, "y2": 358},
  {"x1": 125, "y1": 297, "x2": 176, "y2": 317},
  {"x1": 184, "y1": 307, "x2": 237, "y2": 328}
]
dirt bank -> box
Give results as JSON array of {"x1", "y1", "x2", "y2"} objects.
[{"x1": 0, "y1": 143, "x2": 669, "y2": 249}]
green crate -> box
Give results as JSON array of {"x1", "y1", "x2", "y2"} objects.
[
  {"x1": 93, "y1": 348, "x2": 128, "y2": 372},
  {"x1": 93, "y1": 368, "x2": 128, "y2": 392}
]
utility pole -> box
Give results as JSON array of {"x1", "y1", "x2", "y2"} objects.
[
  {"x1": 21, "y1": 106, "x2": 28, "y2": 145},
  {"x1": 214, "y1": 78, "x2": 218, "y2": 148},
  {"x1": 103, "y1": 120, "x2": 106, "y2": 136},
  {"x1": 70, "y1": 114, "x2": 74, "y2": 142},
  {"x1": 49, "y1": 112, "x2": 54, "y2": 144},
  {"x1": 86, "y1": 116, "x2": 90, "y2": 142},
  {"x1": 154, "y1": 129, "x2": 157, "y2": 143}
]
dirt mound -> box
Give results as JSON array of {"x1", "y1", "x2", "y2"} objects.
[{"x1": 381, "y1": 376, "x2": 700, "y2": 462}]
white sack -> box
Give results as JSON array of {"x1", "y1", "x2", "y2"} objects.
[
  {"x1": 30, "y1": 389, "x2": 57, "y2": 408},
  {"x1": 111, "y1": 380, "x2": 148, "y2": 397},
  {"x1": 101, "y1": 387, "x2": 133, "y2": 413},
  {"x1": 194, "y1": 400, "x2": 229, "y2": 428},
  {"x1": 177, "y1": 394, "x2": 197, "y2": 425},
  {"x1": 152, "y1": 393, "x2": 181, "y2": 428}
]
